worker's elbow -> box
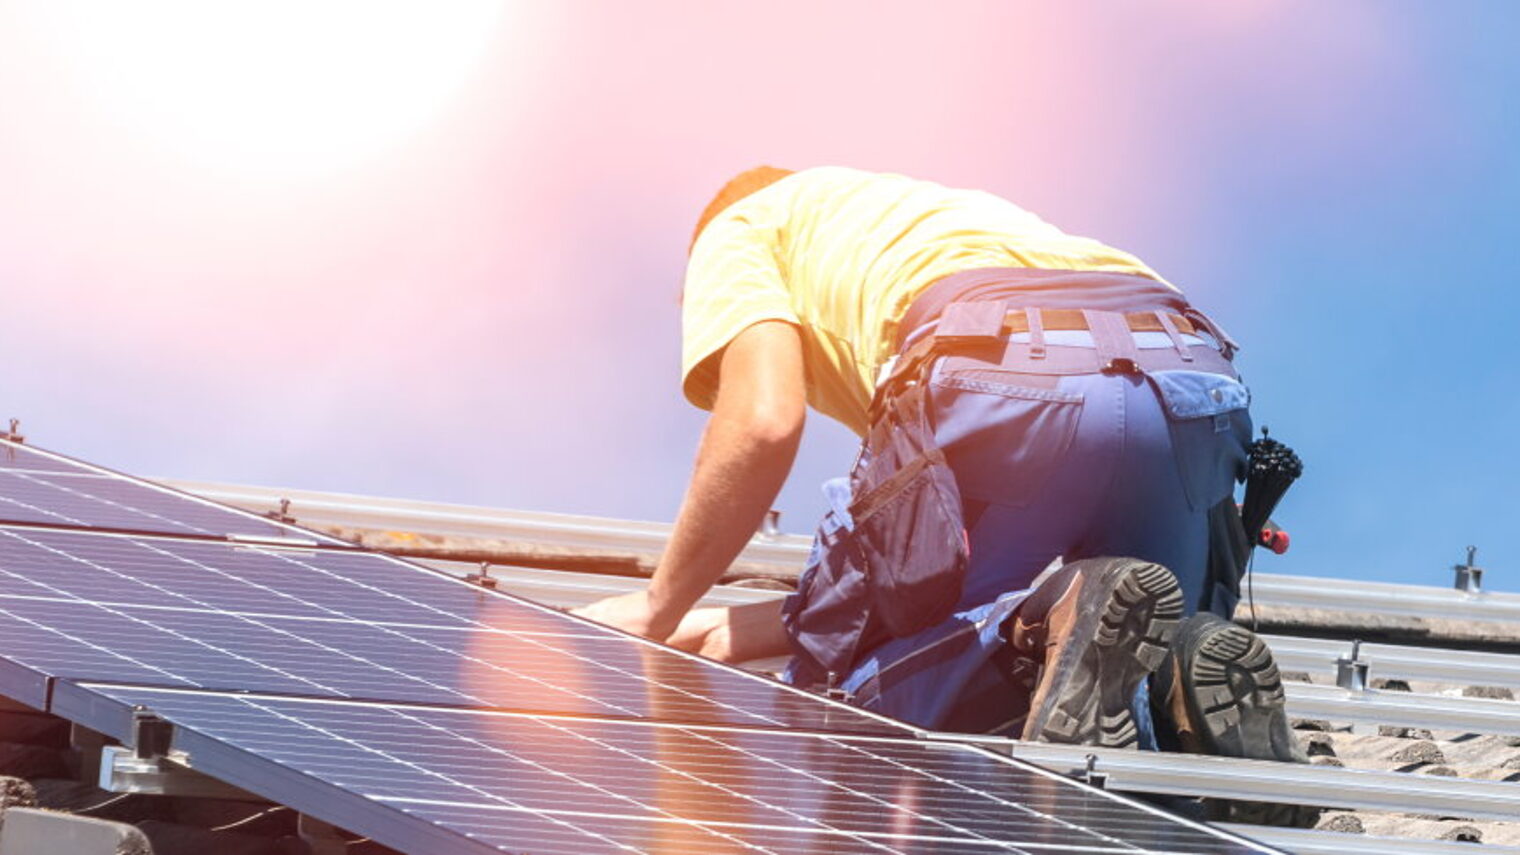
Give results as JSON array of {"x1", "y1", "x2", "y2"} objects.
[{"x1": 742, "y1": 404, "x2": 804, "y2": 451}]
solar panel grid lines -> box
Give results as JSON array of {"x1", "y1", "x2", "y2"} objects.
[
  {"x1": 0, "y1": 524, "x2": 906, "y2": 734},
  {"x1": 53, "y1": 683, "x2": 1279, "y2": 855},
  {"x1": 0, "y1": 598, "x2": 221, "y2": 715},
  {"x1": 0, "y1": 439, "x2": 347, "y2": 544},
  {"x1": 0, "y1": 444, "x2": 1282, "y2": 853},
  {"x1": 0, "y1": 443, "x2": 909, "y2": 734},
  {"x1": 0, "y1": 592, "x2": 609, "y2": 638}
]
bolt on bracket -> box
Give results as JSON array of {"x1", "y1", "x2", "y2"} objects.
[
  {"x1": 1335, "y1": 639, "x2": 1370, "y2": 692},
  {"x1": 264, "y1": 497, "x2": 297, "y2": 525},
  {"x1": 1454, "y1": 546, "x2": 1484, "y2": 594},
  {"x1": 465, "y1": 561, "x2": 499, "y2": 589}
]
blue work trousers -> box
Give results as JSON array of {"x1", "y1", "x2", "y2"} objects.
[{"x1": 783, "y1": 330, "x2": 1252, "y2": 734}]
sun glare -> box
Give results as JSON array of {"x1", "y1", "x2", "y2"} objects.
[{"x1": 25, "y1": 1, "x2": 506, "y2": 178}]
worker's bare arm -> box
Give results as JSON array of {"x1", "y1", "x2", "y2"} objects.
[
  {"x1": 664, "y1": 599, "x2": 791, "y2": 663},
  {"x1": 573, "y1": 320, "x2": 805, "y2": 642}
]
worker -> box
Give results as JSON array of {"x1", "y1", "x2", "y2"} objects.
[{"x1": 575, "y1": 166, "x2": 1305, "y2": 772}]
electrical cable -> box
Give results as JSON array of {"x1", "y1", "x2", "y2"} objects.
[
  {"x1": 209, "y1": 804, "x2": 290, "y2": 832},
  {"x1": 73, "y1": 792, "x2": 136, "y2": 816},
  {"x1": 1246, "y1": 547, "x2": 1258, "y2": 633}
]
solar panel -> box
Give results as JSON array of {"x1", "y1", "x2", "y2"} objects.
[
  {"x1": 55, "y1": 683, "x2": 1277, "y2": 855},
  {"x1": 0, "y1": 443, "x2": 1286, "y2": 854},
  {"x1": 0, "y1": 525, "x2": 906, "y2": 734},
  {"x1": 0, "y1": 439, "x2": 339, "y2": 542}
]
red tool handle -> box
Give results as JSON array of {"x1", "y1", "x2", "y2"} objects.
[{"x1": 1258, "y1": 527, "x2": 1290, "y2": 555}]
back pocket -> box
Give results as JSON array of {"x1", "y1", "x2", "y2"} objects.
[
  {"x1": 929, "y1": 369, "x2": 1084, "y2": 509},
  {"x1": 1148, "y1": 370, "x2": 1252, "y2": 511}
]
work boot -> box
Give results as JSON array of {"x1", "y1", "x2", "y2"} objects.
[
  {"x1": 1005, "y1": 557, "x2": 1183, "y2": 747},
  {"x1": 1153, "y1": 612, "x2": 1319, "y2": 826}
]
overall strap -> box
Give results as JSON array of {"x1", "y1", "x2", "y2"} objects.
[
  {"x1": 936, "y1": 299, "x2": 1007, "y2": 344},
  {"x1": 1082, "y1": 309, "x2": 1141, "y2": 374},
  {"x1": 1155, "y1": 310, "x2": 1195, "y2": 363},
  {"x1": 869, "y1": 299, "x2": 1004, "y2": 423},
  {"x1": 1184, "y1": 307, "x2": 1240, "y2": 360},
  {"x1": 1025, "y1": 307, "x2": 1047, "y2": 360}
]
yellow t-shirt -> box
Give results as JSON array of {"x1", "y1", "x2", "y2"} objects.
[{"x1": 680, "y1": 166, "x2": 1172, "y2": 436}]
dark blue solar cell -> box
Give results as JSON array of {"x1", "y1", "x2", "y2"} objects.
[
  {"x1": 0, "y1": 528, "x2": 559, "y2": 628},
  {"x1": 0, "y1": 528, "x2": 905, "y2": 734},
  {"x1": 56, "y1": 684, "x2": 1278, "y2": 855},
  {"x1": 0, "y1": 441, "x2": 98, "y2": 475},
  {"x1": 0, "y1": 441, "x2": 330, "y2": 540}
]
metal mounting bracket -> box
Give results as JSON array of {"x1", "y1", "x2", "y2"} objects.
[
  {"x1": 264, "y1": 497, "x2": 297, "y2": 525},
  {"x1": 71, "y1": 723, "x2": 108, "y2": 785},
  {"x1": 465, "y1": 561, "x2": 499, "y2": 589},
  {"x1": 95, "y1": 708, "x2": 265, "y2": 801},
  {"x1": 1082, "y1": 754, "x2": 1109, "y2": 790},
  {"x1": 822, "y1": 672, "x2": 854, "y2": 703},
  {"x1": 1335, "y1": 640, "x2": 1370, "y2": 692},
  {"x1": 98, "y1": 745, "x2": 264, "y2": 801},
  {"x1": 757, "y1": 509, "x2": 783, "y2": 539},
  {"x1": 1, "y1": 418, "x2": 23, "y2": 443},
  {"x1": 1454, "y1": 545, "x2": 1484, "y2": 594},
  {"x1": 298, "y1": 814, "x2": 349, "y2": 855}
]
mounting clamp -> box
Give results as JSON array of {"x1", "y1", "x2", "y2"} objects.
[
  {"x1": 1454, "y1": 546, "x2": 1484, "y2": 594},
  {"x1": 132, "y1": 707, "x2": 172, "y2": 760},
  {"x1": 758, "y1": 509, "x2": 783, "y2": 539},
  {"x1": 1082, "y1": 754, "x2": 1108, "y2": 790},
  {"x1": 1335, "y1": 640, "x2": 1370, "y2": 692},
  {"x1": 93, "y1": 707, "x2": 263, "y2": 801},
  {"x1": 2, "y1": 418, "x2": 23, "y2": 443},
  {"x1": 822, "y1": 672, "x2": 853, "y2": 703},
  {"x1": 265, "y1": 497, "x2": 297, "y2": 525},
  {"x1": 98, "y1": 746, "x2": 263, "y2": 801},
  {"x1": 465, "y1": 561, "x2": 499, "y2": 589}
]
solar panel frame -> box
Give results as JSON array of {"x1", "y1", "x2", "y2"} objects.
[
  {"x1": 53, "y1": 682, "x2": 1283, "y2": 855},
  {"x1": 0, "y1": 439, "x2": 351, "y2": 544},
  {"x1": 0, "y1": 656, "x2": 49, "y2": 710}
]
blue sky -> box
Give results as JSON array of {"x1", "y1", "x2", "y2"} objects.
[{"x1": 1, "y1": 1, "x2": 1515, "y2": 591}]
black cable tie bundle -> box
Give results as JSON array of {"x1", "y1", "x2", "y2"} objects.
[{"x1": 1241, "y1": 426, "x2": 1303, "y2": 543}]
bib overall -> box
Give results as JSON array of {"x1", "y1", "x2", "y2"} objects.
[{"x1": 780, "y1": 269, "x2": 1251, "y2": 734}]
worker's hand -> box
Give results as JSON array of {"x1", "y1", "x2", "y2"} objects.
[
  {"x1": 670, "y1": 600, "x2": 793, "y2": 664},
  {"x1": 664, "y1": 607, "x2": 734, "y2": 660},
  {"x1": 571, "y1": 590, "x2": 677, "y2": 642}
]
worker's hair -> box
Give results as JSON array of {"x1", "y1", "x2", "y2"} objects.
[{"x1": 689, "y1": 166, "x2": 794, "y2": 253}]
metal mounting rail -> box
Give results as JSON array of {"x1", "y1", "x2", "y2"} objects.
[
  {"x1": 1216, "y1": 824, "x2": 1520, "y2": 855},
  {"x1": 159, "y1": 479, "x2": 813, "y2": 573},
  {"x1": 1266, "y1": 634, "x2": 1520, "y2": 690},
  {"x1": 1284, "y1": 681, "x2": 1520, "y2": 736},
  {"x1": 947, "y1": 737, "x2": 1520, "y2": 822},
  {"x1": 162, "y1": 479, "x2": 1520, "y2": 615},
  {"x1": 1245, "y1": 572, "x2": 1520, "y2": 624},
  {"x1": 413, "y1": 558, "x2": 790, "y2": 610}
]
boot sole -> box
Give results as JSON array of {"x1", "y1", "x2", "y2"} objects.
[
  {"x1": 1179, "y1": 621, "x2": 1320, "y2": 826},
  {"x1": 1183, "y1": 623, "x2": 1293, "y2": 759},
  {"x1": 1021, "y1": 559, "x2": 1183, "y2": 747}
]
